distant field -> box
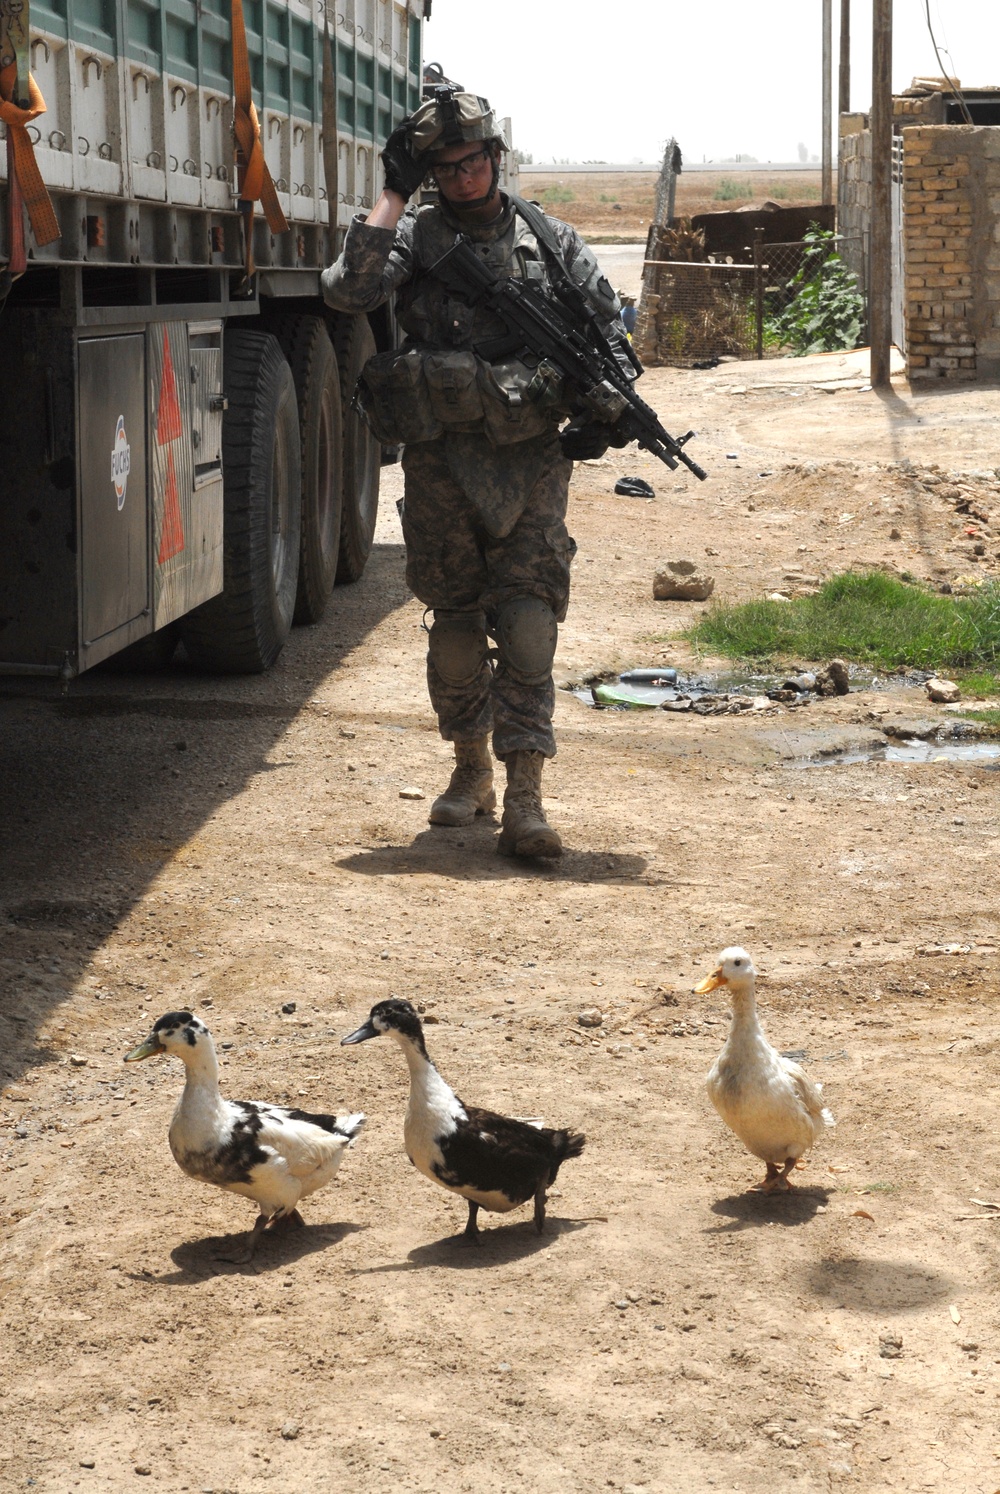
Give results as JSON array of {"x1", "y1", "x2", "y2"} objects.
[{"x1": 520, "y1": 169, "x2": 825, "y2": 240}]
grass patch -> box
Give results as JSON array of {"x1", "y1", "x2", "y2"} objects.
[
  {"x1": 687, "y1": 571, "x2": 1000, "y2": 671},
  {"x1": 539, "y1": 184, "x2": 575, "y2": 205},
  {"x1": 713, "y1": 177, "x2": 751, "y2": 201},
  {"x1": 954, "y1": 669, "x2": 1000, "y2": 697}
]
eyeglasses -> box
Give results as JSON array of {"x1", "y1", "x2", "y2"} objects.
[{"x1": 433, "y1": 146, "x2": 491, "y2": 182}]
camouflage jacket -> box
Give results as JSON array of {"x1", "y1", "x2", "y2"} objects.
[{"x1": 321, "y1": 193, "x2": 632, "y2": 376}]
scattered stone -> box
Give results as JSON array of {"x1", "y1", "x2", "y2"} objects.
[
  {"x1": 882, "y1": 719, "x2": 940, "y2": 741},
  {"x1": 280, "y1": 1422, "x2": 300, "y2": 1441},
  {"x1": 653, "y1": 560, "x2": 715, "y2": 602},
  {"x1": 614, "y1": 1299, "x2": 629, "y2": 1310},
  {"x1": 281, "y1": 1001, "x2": 297, "y2": 1015},
  {"x1": 879, "y1": 1331, "x2": 903, "y2": 1359},
  {"x1": 79, "y1": 1459, "x2": 96, "y2": 1469},
  {"x1": 338, "y1": 728, "x2": 356, "y2": 739},
  {"x1": 134, "y1": 1467, "x2": 152, "y2": 1477},
  {"x1": 889, "y1": 527, "x2": 902, "y2": 540},
  {"x1": 399, "y1": 786, "x2": 425, "y2": 800},
  {"x1": 926, "y1": 677, "x2": 960, "y2": 703},
  {"x1": 578, "y1": 1008, "x2": 603, "y2": 1028},
  {"x1": 815, "y1": 659, "x2": 850, "y2": 696},
  {"x1": 69, "y1": 1054, "x2": 88, "y2": 1067}
]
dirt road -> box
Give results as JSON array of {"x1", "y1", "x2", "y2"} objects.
[{"x1": 3, "y1": 355, "x2": 1000, "y2": 1493}]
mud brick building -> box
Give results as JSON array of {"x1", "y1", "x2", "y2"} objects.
[{"x1": 839, "y1": 83, "x2": 1000, "y2": 381}]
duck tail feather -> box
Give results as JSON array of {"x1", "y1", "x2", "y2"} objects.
[
  {"x1": 556, "y1": 1129, "x2": 586, "y2": 1162},
  {"x1": 335, "y1": 1112, "x2": 367, "y2": 1141}
]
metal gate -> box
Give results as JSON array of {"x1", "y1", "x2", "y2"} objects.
[{"x1": 891, "y1": 136, "x2": 906, "y2": 354}]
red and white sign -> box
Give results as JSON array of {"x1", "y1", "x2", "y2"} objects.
[{"x1": 111, "y1": 415, "x2": 131, "y2": 509}]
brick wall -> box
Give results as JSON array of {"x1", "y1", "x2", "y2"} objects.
[
  {"x1": 902, "y1": 124, "x2": 1000, "y2": 380},
  {"x1": 837, "y1": 125, "x2": 871, "y2": 290}
]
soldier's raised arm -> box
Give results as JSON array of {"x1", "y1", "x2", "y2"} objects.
[{"x1": 321, "y1": 116, "x2": 429, "y2": 313}]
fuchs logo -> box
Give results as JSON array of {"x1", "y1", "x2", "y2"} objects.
[{"x1": 111, "y1": 415, "x2": 131, "y2": 509}]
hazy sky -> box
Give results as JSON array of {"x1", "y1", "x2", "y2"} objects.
[{"x1": 423, "y1": 0, "x2": 1000, "y2": 164}]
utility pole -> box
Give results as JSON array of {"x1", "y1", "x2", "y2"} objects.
[
  {"x1": 822, "y1": 0, "x2": 833, "y2": 204},
  {"x1": 870, "y1": 0, "x2": 893, "y2": 387},
  {"x1": 839, "y1": 0, "x2": 851, "y2": 116}
]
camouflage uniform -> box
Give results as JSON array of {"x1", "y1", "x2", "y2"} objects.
[{"x1": 322, "y1": 193, "x2": 620, "y2": 759}]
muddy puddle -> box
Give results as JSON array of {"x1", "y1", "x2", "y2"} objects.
[
  {"x1": 799, "y1": 739, "x2": 1000, "y2": 768},
  {"x1": 567, "y1": 665, "x2": 920, "y2": 712}
]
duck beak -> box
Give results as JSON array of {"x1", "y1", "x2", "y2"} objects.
[
  {"x1": 341, "y1": 1020, "x2": 379, "y2": 1046},
  {"x1": 124, "y1": 1035, "x2": 164, "y2": 1062},
  {"x1": 693, "y1": 967, "x2": 726, "y2": 994}
]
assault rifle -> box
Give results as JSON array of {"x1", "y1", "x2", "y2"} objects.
[{"x1": 427, "y1": 236, "x2": 708, "y2": 481}]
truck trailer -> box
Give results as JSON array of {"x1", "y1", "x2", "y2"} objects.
[{"x1": 0, "y1": 0, "x2": 427, "y2": 677}]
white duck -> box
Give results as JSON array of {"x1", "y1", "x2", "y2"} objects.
[
  {"x1": 695, "y1": 948, "x2": 834, "y2": 1192},
  {"x1": 125, "y1": 1010, "x2": 365, "y2": 1258}
]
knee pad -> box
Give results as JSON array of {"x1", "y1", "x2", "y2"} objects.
[
  {"x1": 427, "y1": 611, "x2": 489, "y2": 687},
  {"x1": 493, "y1": 595, "x2": 558, "y2": 686}
]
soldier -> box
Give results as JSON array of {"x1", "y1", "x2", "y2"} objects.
[{"x1": 322, "y1": 91, "x2": 631, "y2": 860}]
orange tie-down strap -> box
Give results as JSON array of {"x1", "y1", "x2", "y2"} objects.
[
  {"x1": 230, "y1": 0, "x2": 287, "y2": 278},
  {"x1": 0, "y1": 63, "x2": 60, "y2": 253}
]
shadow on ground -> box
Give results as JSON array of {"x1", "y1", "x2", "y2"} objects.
[
  {"x1": 0, "y1": 543, "x2": 410, "y2": 1088},
  {"x1": 354, "y1": 1216, "x2": 592, "y2": 1273},
  {"x1": 804, "y1": 1254, "x2": 957, "y2": 1312},
  {"x1": 707, "y1": 1186, "x2": 833, "y2": 1231},
  {"x1": 337, "y1": 825, "x2": 648, "y2": 884}
]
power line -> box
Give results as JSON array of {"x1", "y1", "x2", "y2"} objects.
[{"x1": 923, "y1": 0, "x2": 973, "y2": 124}]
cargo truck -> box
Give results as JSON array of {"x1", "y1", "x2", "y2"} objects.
[{"x1": 0, "y1": 0, "x2": 428, "y2": 677}]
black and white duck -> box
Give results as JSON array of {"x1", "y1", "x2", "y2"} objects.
[
  {"x1": 696, "y1": 948, "x2": 834, "y2": 1192},
  {"x1": 341, "y1": 998, "x2": 585, "y2": 1242},
  {"x1": 125, "y1": 1010, "x2": 365, "y2": 1259}
]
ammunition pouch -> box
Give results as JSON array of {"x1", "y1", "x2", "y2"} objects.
[{"x1": 354, "y1": 347, "x2": 566, "y2": 447}]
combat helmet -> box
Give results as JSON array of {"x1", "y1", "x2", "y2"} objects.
[{"x1": 408, "y1": 88, "x2": 510, "y2": 157}]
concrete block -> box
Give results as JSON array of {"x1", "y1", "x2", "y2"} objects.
[
  {"x1": 929, "y1": 356, "x2": 960, "y2": 368},
  {"x1": 908, "y1": 354, "x2": 928, "y2": 367},
  {"x1": 923, "y1": 250, "x2": 956, "y2": 262}
]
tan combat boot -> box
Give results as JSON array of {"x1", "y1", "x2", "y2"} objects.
[
  {"x1": 496, "y1": 750, "x2": 563, "y2": 859},
  {"x1": 429, "y1": 738, "x2": 496, "y2": 827}
]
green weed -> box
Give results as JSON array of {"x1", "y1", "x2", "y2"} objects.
[
  {"x1": 540, "y1": 185, "x2": 575, "y2": 205},
  {"x1": 765, "y1": 225, "x2": 864, "y2": 354},
  {"x1": 954, "y1": 669, "x2": 1000, "y2": 698},
  {"x1": 688, "y1": 571, "x2": 1000, "y2": 671},
  {"x1": 713, "y1": 177, "x2": 751, "y2": 201}
]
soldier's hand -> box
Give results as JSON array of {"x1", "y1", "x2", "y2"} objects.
[
  {"x1": 380, "y1": 121, "x2": 427, "y2": 201},
  {"x1": 559, "y1": 419, "x2": 611, "y2": 462}
]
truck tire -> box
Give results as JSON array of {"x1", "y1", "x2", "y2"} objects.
[
  {"x1": 333, "y1": 314, "x2": 381, "y2": 584},
  {"x1": 269, "y1": 313, "x2": 344, "y2": 625},
  {"x1": 179, "y1": 330, "x2": 302, "y2": 673}
]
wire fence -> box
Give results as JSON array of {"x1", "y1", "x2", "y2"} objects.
[
  {"x1": 632, "y1": 262, "x2": 757, "y2": 368},
  {"x1": 634, "y1": 234, "x2": 867, "y2": 366}
]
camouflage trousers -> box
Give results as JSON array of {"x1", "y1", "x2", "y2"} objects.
[{"x1": 400, "y1": 432, "x2": 575, "y2": 760}]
